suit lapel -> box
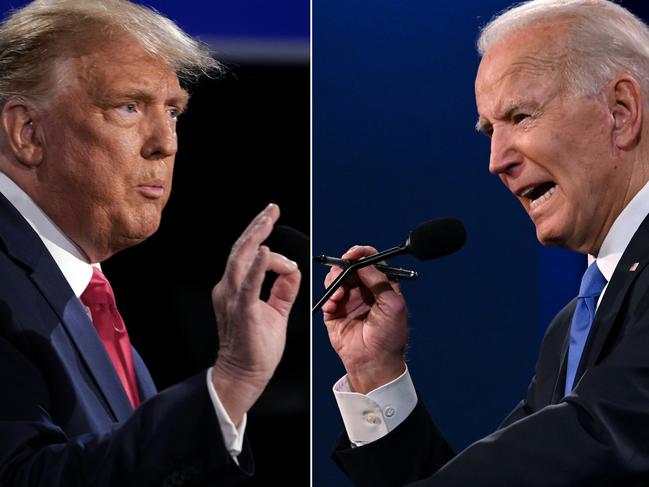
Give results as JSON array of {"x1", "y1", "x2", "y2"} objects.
[
  {"x1": 573, "y1": 216, "x2": 649, "y2": 389},
  {"x1": 132, "y1": 347, "x2": 157, "y2": 400},
  {"x1": 30, "y1": 256, "x2": 134, "y2": 421},
  {"x1": 0, "y1": 193, "x2": 133, "y2": 421}
]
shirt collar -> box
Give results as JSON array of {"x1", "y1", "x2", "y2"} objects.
[
  {"x1": 590, "y1": 180, "x2": 649, "y2": 282},
  {"x1": 0, "y1": 171, "x2": 96, "y2": 297}
]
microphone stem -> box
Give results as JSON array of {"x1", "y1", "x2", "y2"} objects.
[{"x1": 312, "y1": 244, "x2": 407, "y2": 314}]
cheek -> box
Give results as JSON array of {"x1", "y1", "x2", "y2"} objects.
[
  {"x1": 42, "y1": 139, "x2": 94, "y2": 195},
  {"x1": 538, "y1": 126, "x2": 596, "y2": 188},
  {"x1": 166, "y1": 160, "x2": 175, "y2": 188},
  {"x1": 47, "y1": 124, "x2": 130, "y2": 187},
  {"x1": 86, "y1": 138, "x2": 141, "y2": 191}
]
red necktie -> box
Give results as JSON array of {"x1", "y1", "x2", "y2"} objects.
[{"x1": 80, "y1": 267, "x2": 140, "y2": 407}]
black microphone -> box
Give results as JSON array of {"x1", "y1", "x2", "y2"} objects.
[
  {"x1": 265, "y1": 224, "x2": 309, "y2": 267},
  {"x1": 263, "y1": 224, "x2": 309, "y2": 298},
  {"x1": 312, "y1": 218, "x2": 466, "y2": 314}
]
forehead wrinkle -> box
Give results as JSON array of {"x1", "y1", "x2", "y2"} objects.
[
  {"x1": 62, "y1": 49, "x2": 186, "y2": 110},
  {"x1": 478, "y1": 50, "x2": 566, "y2": 123},
  {"x1": 499, "y1": 52, "x2": 566, "y2": 84}
]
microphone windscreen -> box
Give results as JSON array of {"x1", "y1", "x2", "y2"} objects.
[
  {"x1": 408, "y1": 218, "x2": 466, "y2": 260},
  {"x1": 264, "y1": 224, "x2": 310, "y2": 270}
]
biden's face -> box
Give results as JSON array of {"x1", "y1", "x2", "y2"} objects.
[
  {"x1": 475, "y1": 25, "x2": 634, "y2": 256},
  {"x1": 34, "y1": 37, "x2": 189, "y2": 262}
]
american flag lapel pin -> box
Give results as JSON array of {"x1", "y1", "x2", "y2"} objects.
[{"x1": 629, "y1": 262, "x2": 639, "y2": 272}]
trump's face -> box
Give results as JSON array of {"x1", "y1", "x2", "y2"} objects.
[
  {"x1": 34, "y1": 37, "x2": 188, "y2": 262},
  {"x1": 475, "y1": 24, "x2": 636, "y2": 255}
]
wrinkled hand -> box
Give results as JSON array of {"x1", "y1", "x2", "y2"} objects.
[
  {"x1": 211, "y1": 203, "x2": 301, "y2": 426},
  {"x1": 323, "y1": 245, "x2": 408, "y2": 394}
]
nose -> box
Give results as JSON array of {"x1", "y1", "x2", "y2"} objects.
[
  {"x1": 488, "y1": 125, "x2": 521, "y2": 176},
  {"x1": 141, "y1": 108, "x2": 177, "y2": 160}
]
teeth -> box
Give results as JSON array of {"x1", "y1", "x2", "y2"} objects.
[
  {"x1": 530, "y1": 185, "x2": 556, "y2": 209},
  {"x1": 520, "y1": 186, "x2": 535, "y2": 198}
]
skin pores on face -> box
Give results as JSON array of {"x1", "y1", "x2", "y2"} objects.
[
  {"x1": 32, "y1": 37, "x2": 189, "y2": 263},
  {"x1": 475, "y1": 24, "x2": 641, "y2": 256}
]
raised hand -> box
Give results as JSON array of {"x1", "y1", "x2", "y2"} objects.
[{"x1": 211, "y1": 203, "x2": 301, "y2": 425}]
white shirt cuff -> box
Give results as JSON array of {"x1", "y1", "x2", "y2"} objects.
[
  {"x1": 333, "y1": 365, "x2": 417, "y2": 446},
  {"x1": 206, "y1": 367, "x2": 246, "y2": 459}
]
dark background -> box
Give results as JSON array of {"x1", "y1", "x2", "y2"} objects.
[
  {"x1": 109, "y1": 65, "x2": 310, "y2": 486},
  {"x1": 313, "y1": 0, "x2": 649, "y2": 485},
  {"x1": 0, "y1": 1, "x2": 310, "y2": 485}
]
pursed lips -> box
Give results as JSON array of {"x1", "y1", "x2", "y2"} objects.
[{"x1": 135, "y1": 179, "x2": 165, "y2": 198}]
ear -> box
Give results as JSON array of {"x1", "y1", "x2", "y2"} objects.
[
  {"x1": 1, "y1": 100, "x2": 43, "y2": 167},
  {"x1": 607, "y1": 76, "x2": 643, "y2": 151}
]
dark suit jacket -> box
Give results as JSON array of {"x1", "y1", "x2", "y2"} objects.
[
  {"x1": 334, "y1": 215, "x2": 649, "y2": 486},
  {"x1": 0, "y1": 192, "x2": 253, "y2": 486}
]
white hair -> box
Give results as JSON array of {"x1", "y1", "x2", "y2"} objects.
[
  {"x1": 477, "y1": 0, "x2": 649, "y2": 95},
  {"x1": 0, "y1": 0, "x2": 220, "y2": 107}
]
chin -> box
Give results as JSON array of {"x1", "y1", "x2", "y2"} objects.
[
  {"x1": 117, "y1": 213, "x2": 162, "y2": 248},
  {"x1": 534, "y1": 225, "x2": 567, "y2": 248},
  {"x1": 131, "y1": 221, "x2": 161, "y2": 243},
  {"x1": 535, "y1": 227, "x2": 589, "y2": 253}
]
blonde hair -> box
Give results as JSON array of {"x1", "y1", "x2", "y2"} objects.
[
  {"x1": 0, "y1": 0, "x2": 220, "y2": 107},
  {"x1": 477, "y1": 0, "x2": 649, "y2": 95}
]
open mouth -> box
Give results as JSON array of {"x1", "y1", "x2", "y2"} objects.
[{"x1": 520, "y1": 182, "x2": 557, "y2": 210}]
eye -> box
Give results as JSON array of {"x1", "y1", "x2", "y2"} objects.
[
  {"x1": 168, "y1": 107, "x2": 180, "y2": 121},
  {"x1": 116, "y1": 102, "x2": 138, "y2": 115},
  {"x1": 512, "y1": 112, "x2": 529, "y2": 124}
]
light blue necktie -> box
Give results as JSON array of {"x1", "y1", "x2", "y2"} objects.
[{"x1": 565, "y1": 262, "x2": 607, "y2": 395}]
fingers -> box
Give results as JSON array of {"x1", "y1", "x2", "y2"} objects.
[
  {"x1": 322, "y1": 245, "x2": 389, "y2": 314},
  {"x1": 321, "y1": 296, "x2": 349, "y2": 315},
  {"x1": 266, "y1": 251, "x2": 299, "y2": 275},
  {"x1": 241, "y1": 202, "x2": 281, "y2": 236},
  {"x1": 322, "y1": 245, "x2": 377, "y2": 285},
  {"x1": 239, "y1": 245, "x2": 271, "y2": 306},
  {"x1": 322, "y1": 245, "x2": 375, "y2": 300},
  {"x1": 225, "y1": 203, "x2": 280, "y2": 288},
  {"x1": 268, "y1": 267, "x2": 301, "y2": 317},
  {"x1": 220, "y1": 202, "x2": 301, "y2": 313},
  {"x1": 342, "y1": 245, "x2": 378, "y2": 261},
  {"x1": 240, "y1": 246, "x2": 300, "y2": 315},
  {"x1": 342, "y1": 245, "x2": 403, "y2": 294},
  {"x1": 321, "y1": 267, "x2": 350, "y2": 315}
]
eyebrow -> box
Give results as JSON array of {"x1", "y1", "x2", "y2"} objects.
[
  {"x1": 475, "y1": 117, "x2": 491, "y2": 135},
  {"x1": 171, "y1": 90, "x2": 190, "y2": 112},
  {"x1": 475, "y1": 100, "x2": 536, "y2": 135},
  {"x1": 97, "y1": 88, "x2": 190, "y2": 113}
]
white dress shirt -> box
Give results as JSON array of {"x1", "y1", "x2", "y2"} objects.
[
  {"x1": 0, "y1": 171, "x2": 245, "y2": 458},
  {"x1": 591, "y1": 181, "x2": 649, "y2": 305},
  {"x1": 335, "y1": 180, "x2": 649, "y2": 446}
]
